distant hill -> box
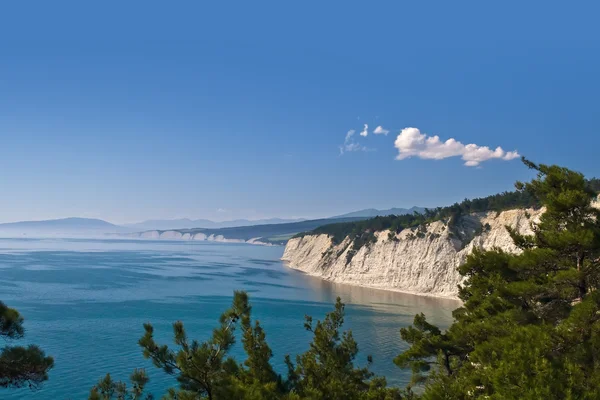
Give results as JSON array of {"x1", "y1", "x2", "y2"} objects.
[
  {"x1": 123, "y1": 207, "x2": 424, "y2": 231},
  {"x1": 0, "y1": 207, "x2": 424, "y2": 239},
  {"x1": 0, "y1": 217, "x2": 129, "y2": 236},
  {"x1": 333, "y1": 206, "x2": 425, "y2": 219},
  {"x1": 124, "y1": 208, "x2": 425, "y2": 231},
  {"x1": 128, "y1": 217, "x2": 367, "y2": 245},
  {"x1": 124, "y1": 217, "x2": 306, "y2": 231}
]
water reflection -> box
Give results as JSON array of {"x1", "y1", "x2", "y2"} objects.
[
  {"x1": 269, "y1": 271, "x2": 460, "y2": 387},
  {"x1": 292, "y1": 269, "x2": 459, "y2": 327}
]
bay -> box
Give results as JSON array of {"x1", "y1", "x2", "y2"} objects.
[{"x1": 0, "y1": 238, "x2": 458, "y2": 399}]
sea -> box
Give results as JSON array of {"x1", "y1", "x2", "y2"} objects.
[{"x1": 0, "y1": 238, "x2": 459, "y2": 399}]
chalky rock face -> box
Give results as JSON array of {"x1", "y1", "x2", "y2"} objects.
[
  {"x1": 193, "y1": 233, "x2": 207, "y2": 240},
  {"x1": 127, "y1": 229, "x2": 272, "y2": 245},
  {"x1": 140, "y1": 230, "x2": 160, "y2": 239},
  {"x1": 282, "y1": 208, "x2": 543, "y2": 299},
  {"x1": 159, "y1": 230, "x2": 183, "y2": 240}
]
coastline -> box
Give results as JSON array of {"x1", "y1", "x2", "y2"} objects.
[
  {"x1": 281, "y1": 260, "x2": 462, "y2": 301},
  {"x1": 112, "y1": 231, "x2": 278, "y2": 246}
]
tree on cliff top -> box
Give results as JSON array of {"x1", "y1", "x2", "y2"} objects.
[
  {"x1": 0, "y1": 301, "x2": 54, "y2": 390},
  {"x1": 395, "y1": 158, "x2": 600, "y2": 399}
]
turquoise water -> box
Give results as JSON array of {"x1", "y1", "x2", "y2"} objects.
[{"x1": 0, "y1": 238, "x2": 458, "y2": 399}]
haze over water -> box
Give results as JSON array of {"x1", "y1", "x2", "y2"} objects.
[{"x1": 0, "y1": 238, "x2": 458, "y2": 399}]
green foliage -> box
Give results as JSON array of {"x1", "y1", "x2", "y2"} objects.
[
  {"x1": 346, "y1": 248, "x2": 357, "y2": 265},
  {"x1": 587, "y1": 177, "x2": 600, "y2": 193},
  {"x1": 89, "y1": 370, "x2": 152, "y2": 400},
  {"x1": 96, "y1": 293, "x2": 407, "y2": 399},
  {"x1": 395, "y1": 313, "x2": 463, "y2": 389},
  {"x1": 136, "y1": 290, "x2": 257, "y2": 400},
  {"x1": 0, "y1": 301, "x2": 54, "y2": 390},
  {"x1": 427, "y1": 233, "x2": 441, "y2": 241},
  {"x1": 301, "y1": 189, "x2": 542, "y2": 260},
  {"x1": 285, "y1": 298, "x2": 402, "y2": 400},
  {"x1": 396, "y1": 158, "x2": 600, "y2": 399}
]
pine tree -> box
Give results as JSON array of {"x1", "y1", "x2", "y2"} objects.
[
  {"x1": 395, "y1": 158, "x2": 600, "y2": 399},
  {"x1": 94, "y1": 293, "x2": 406, "y2": 399},
  {"x1": 285, "y1": 297, "x2": 404, "y2": 400},
  {"x1": 137, "y1": 291, "x2": 254, "y2": 400},
  {"x1": 0, "y1": 301, "x2": 54, "y2": 390},
  {"x1": 89, "y1": 370, "x2": 152, "y2": 400}
]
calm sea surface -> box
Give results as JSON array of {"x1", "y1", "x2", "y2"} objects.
[{"x1": 0, "y1": 238, "x2": 458, "y2": 399}]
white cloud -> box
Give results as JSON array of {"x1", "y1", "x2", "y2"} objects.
[
  {"x1": 359, "y1": 124, "x2": 369, "y2": 137},
  {"x1": 394, "y1": 127, "x2": 520, "y2": 167},
  {"x1": 339, "y1": 129, "x2": 369, "y2": 155},
  {"x1": 373, "y1": 125, "x2": 389, "y2": 135}
]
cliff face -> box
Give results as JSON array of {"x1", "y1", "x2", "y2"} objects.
[
  {"x1": 282, "y1": 208, "x2": 544, "y2": 299},
  {"x1": 124, "y1": 230, "x2": 272, "y2": 245}
]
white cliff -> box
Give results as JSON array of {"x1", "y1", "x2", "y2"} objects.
[
  {"x1": 140, "y1": 230, "x2": 160, "y2": 239},
  {"x1": 123, "y1": 230, "x2": 273, "y2": 246},
  {"x1": 282, "y1": 208, "x2": 544, "y2": 299},
  {"x1": 159, "y1": 230, "x2": 183, "y2": 240}
]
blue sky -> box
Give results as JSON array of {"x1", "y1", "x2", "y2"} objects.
[{"x1": 1, "y1": 1, "x2": 599, "y2": 223}]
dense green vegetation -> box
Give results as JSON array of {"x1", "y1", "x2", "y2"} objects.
[
  {"x1": 0, "y1": 302, "x2": 53, "y2": 390},
  {"x1": 299, "y1": 186, "x2": 541, "y2": 250},
  {"x1": 588, "y1": 177, "x2": 600, "y2": 192},
  {"x1": 298, "y1": 172, "x2": 599, "y2": 257},
  {"x1": 396, "y1": 159, "x2": 600, "y2": 399}
]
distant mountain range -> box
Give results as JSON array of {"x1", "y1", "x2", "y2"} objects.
[
  {"x1": 123, "y1": 217, "x2": 306, "y2": 231},
  {"x1": 125, "y1": 217, "x2": 368, "y2": 245},
  {"x1": 0, "y1": 207, "x2": 423, "y2": 238},
  {"x1": 0, "y1": 217, "x2": 130, "y2": 236},
  {"x1": 127, "y1": 208, "x2": 424, "y2": 231}
]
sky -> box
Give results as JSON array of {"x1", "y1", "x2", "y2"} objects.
[{"x1": 1, "y1": 1, "x2": 599, "y2": 224}]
